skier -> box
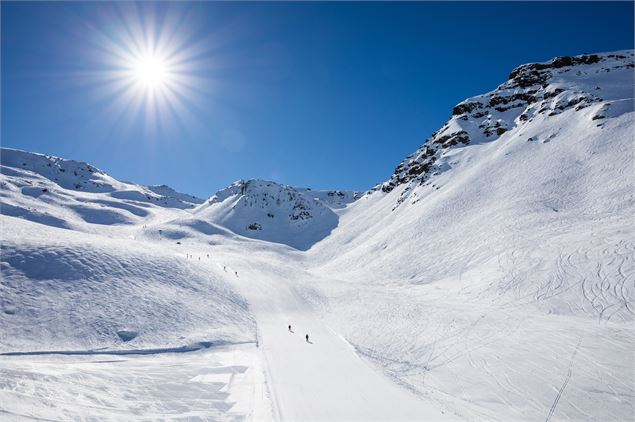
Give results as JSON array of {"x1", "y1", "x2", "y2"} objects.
[
  {"x1": 305, "y1": 334, "x2": 309, "y2": 343},
  {"x1": 235, "y1": 271, "x2": 238, "y2": 277},
  {"x1": 288, "y1": 324, "x2": 292, "y2": 332}
]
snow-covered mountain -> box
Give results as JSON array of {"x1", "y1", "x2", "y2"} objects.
[
  {"x1": 1, "y1": 148, "x2": 204, "y2": 208},
  {"x1": 1, "y1": 50, "x2": 633, "y2": 421},
  {"x1": 0, "y1": 148, "x2": 204, "y2": 233},
  {"x1": 192, "y1": 180, "x2": 359, "y2": 250},
  {"x1": 379, "y1": 51, "x2": 633, "y2": 198},
  {"x1": 304, "y1": 50, "x2": 634, "y2": 420},
  {"x1": 0, "y1": 149, "x2": 358, "y2": 249},
  {"x1": 0, "y1": 148, "x2": 253, "y2": 354}
]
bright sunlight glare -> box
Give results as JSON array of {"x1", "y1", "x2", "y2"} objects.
[
  {"x1": 87, "y1": 3, "x2": 213, "y2": 134},
  {"x1": 132, "y1": 55, "x2": 169, "y2": 89}
]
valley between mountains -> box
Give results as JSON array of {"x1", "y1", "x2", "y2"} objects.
[{"x1": 1, "y1": 50, "x2": 633, "y2": 421}]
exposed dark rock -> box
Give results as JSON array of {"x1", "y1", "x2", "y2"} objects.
[
  {"x1": 452, "y1": 101, "x2": 483, "y2": 116},
  {"x1": 543, "y1": 88, "x2": 565, "y2": 100},
  {"x1": 433, "y1": 131, "x2": 470, "y2": 147},
  {"x1": 507, "y1": 55, "x2": 601, "y2": 88},
  {"x1": 509, "y1": 54, "x2": 601, "y2": 80},
  {"x1": 489, "y1": 92, "x2": 536, "y2": 107},
  {"x1": 375, "y1": 51, "x2": 631, "y2": 199},
  {"x1": 495, "y1": 103, "x2": 524, "y2": 113},
  {"x1": 508, "y1": 69, "x2": 550, "y2": 88}
]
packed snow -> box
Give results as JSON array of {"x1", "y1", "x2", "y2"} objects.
[{"x1": 1, "y1": 50, "x2": 633, "y2": 420}]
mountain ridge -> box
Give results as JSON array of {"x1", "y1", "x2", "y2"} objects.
[{"x1": 377, "y1": 49, "x2": 634, "y2": 198}]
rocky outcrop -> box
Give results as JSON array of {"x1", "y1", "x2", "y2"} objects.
[{"x1": 377, "y1": 50, "x2": 634, "y2": 196}]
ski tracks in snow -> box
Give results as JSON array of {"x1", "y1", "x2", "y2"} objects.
[
  {"x1": 545, "y1": 337, "x2": 583, "y2": 422},
  {"x1": 494, "y1": 220, "x2": 635, "y2": 323},
  {"x1": 222, "y1": 256, "x2": 452, "y2": 421}
]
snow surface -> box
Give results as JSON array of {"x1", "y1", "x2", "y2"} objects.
[
  {"x1": 1, "y1": 50, "x2": 634, "y2": 420},
  {"x1": 0, "y1": 344, "x2": 272, "y2": 421}
]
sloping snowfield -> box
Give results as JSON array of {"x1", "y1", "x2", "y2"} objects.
[
  {"x1": 1, "y1": 50, "x2": 634, "y2": 420},
  {"x1": 300, "y1": 52, "x2": 635, "y2": 421},
  {"x1": 0, "y1": 345, "x2": 272, "y2": 421}
]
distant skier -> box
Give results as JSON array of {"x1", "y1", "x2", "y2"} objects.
[
  {"x1": 235, "y1": 271, "x2": 238, "y2": 277},
  {"x1": 305, "y1": 334, "x2": 309, "y2": 343},
  {"x1": 288, "y1": 324, "x2": 292, "y2": 332},
  {"x1": 223, "y1": 266, "x2": 227, "y2": 272}
]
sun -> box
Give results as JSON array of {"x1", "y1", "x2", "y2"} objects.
[
  {"x1": 86, "y1": 3, "x2": 213, "y2": 133},
  {"x1": 132, "y1": 54, "x2": 169, "y2": 89}
]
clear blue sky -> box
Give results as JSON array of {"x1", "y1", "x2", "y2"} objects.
[{"x1": 2, "y1": 2, "x2": 633, "y2": 198}]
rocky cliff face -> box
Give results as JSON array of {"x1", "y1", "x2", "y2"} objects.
[{"x1": 378, "y1": 50, "x2": 634, "y2": 196}]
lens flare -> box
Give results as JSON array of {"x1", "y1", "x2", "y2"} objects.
[{"x1": 84, "y1": 3, "x2": 214, "y2": 135}]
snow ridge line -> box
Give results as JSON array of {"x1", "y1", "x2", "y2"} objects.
[{"x1": 0, "y1": 340, "x2": 256, "y2": 356}]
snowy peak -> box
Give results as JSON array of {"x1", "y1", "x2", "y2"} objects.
[
  {"x1": 204, "y1": 179, "x2": 325, "y2": 223},
  {"x1": 295, "y1": 188, "x2": 361, "y2": 210},
  {"x1": 204, "y1": 179, "x2": 359, "y2": 213},
  {"x1": 0, "y1": 148, "x2": 206, "y2": 232},
  {"x1": 0, "y1": 148, "x2": 203, "y2": 210},
  {"x1": 504, "y1": 52, "x2": 630, "y2": 89},
  {"x1": 1, "y1": 147, "x2": 115, "y2": 193},
  {"x1": 194, "y1": 180, "x2": 357, "y2": 250},
  {"x1": 147, "y1": 184, "x2": 204, "y2": 208},
  {"x1": 0, "y1": 147, "x2": 355, "y2": 246},
  {"x1": 379, "y1": 50, "x2": 634, "y2": 194}
]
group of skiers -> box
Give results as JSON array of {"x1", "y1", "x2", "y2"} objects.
[
  {"x1": 288, "y1": 324, "x2": 310, "y2": 343},
  {"x1": 221, "y1": 265, "x2": 239, "y2": 277},
  {"x1": 185, "y1": 253, "x2": 211, "y2": 259},
  {"x1": 183, "y1": 256, "x2": 240, "y2": 277}
]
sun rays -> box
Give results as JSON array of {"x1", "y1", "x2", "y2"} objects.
[{"x1": 83, "y1": 3, "x2": 213, "y2": 136}]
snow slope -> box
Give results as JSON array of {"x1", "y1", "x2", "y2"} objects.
[
  {"x1": 213, "y1": 247, "x2": 451, "y2": 420},
  {"x1": 0, "y1": 344, "x2": 273, "y2": 420},
  {"x1": 304, "y1": 50, "x2": 635, "y2": 420},
  {"x1": 1, "y1": 49, "x2": 633, "y2": 421},
  {"x1": 0, "y1": 217, "x2": 255, "y2": 354},
  {"x1": 0, "y1": 149, "x2": 254, "y2": 354}
]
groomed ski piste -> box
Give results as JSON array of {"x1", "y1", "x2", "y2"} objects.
[{"x1": 1, "y1": 50, "x2": 633, "y2": 421}]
